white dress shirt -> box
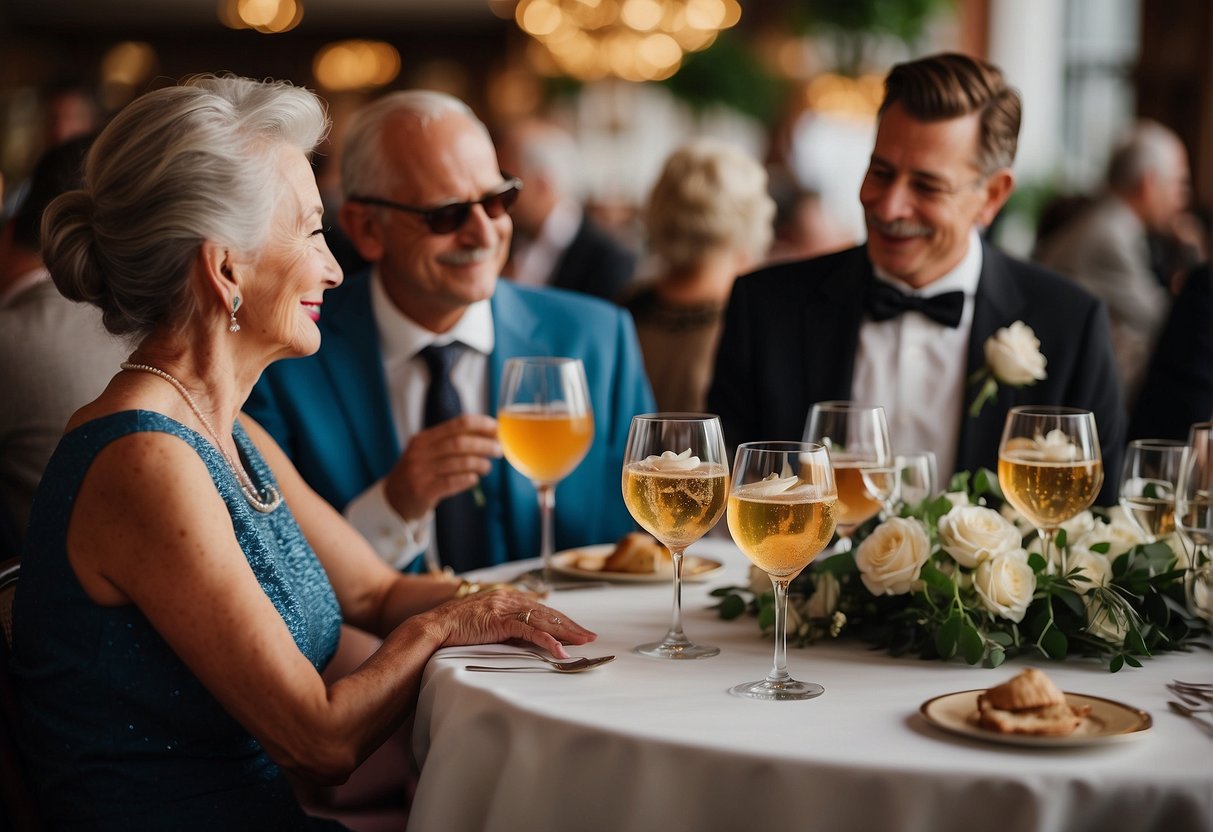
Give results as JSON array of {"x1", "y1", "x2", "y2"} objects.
[
  {"x1": 851, "y1": 229, "x2": 983, "y2": 483},
  {"x1": 345, "y1": 269, "x2": 495, "y2": 568},
  {"x1": 509, "y1": 198, "x2": 582, "y2": 288}
]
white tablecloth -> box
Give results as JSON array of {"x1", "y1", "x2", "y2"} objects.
[{"x1": 408, "y1": 539, "x2": 1213, "y2": 832}]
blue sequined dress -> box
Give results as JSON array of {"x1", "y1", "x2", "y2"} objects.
[{"x1": 12, "y1": 411, "x2": 346, "y2": 830}]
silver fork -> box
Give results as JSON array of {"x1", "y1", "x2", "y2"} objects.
[{"x1": 1168, "y1": 700, "x2": 1213, "y2": 737}]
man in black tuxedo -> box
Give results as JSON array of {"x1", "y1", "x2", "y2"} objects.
[
  {"x1": 708, "y1": 52, "x2": 1124, "y2": 503},
  {"x1": 498, "y1": 119, "x2": 636, "y2": 302}
]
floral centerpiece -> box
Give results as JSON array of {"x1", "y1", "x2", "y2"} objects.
[{"x1": 714, "y1": 469, "x2": 1211, "y2": 671}]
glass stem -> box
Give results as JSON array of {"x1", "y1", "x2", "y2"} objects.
[
  {"x1": 664, "y1": 548, "x2": 689, "y2": 645},
  {"x1": 537, "y1": 483, "x2": 555, "y2": 581},
  {"x1": 1041, "y1": 527, "x2": 1062, "y2": 574},
  {"x1": 768, "y1": 577, "x2": 792, "y2": 683}
]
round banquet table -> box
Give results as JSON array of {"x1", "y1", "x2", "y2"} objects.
[{"x1": 407, "y1": 538, "x2": 1213, "y2": 832}]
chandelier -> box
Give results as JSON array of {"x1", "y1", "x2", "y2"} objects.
[{"x1": 514, "y1": 0, "x2": 742, "y2": 82}]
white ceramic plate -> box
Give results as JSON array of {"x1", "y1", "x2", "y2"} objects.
[
  {"x1": 920, "y1": 689, "x2": 1152, "y2": 748},
  {"x1": 550, "y1": 544, "x2": 725, "y2": 584}
]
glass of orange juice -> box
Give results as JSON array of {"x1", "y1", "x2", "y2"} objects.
[{"x1": 498, "y1": 357, "x2": 594, "y2": 587}]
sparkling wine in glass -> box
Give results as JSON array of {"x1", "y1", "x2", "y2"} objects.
[
  {"x1": 728, "y1": 441, "x2": 837, "y2": 700},
  {"x1": 1118, "y1": 439, "x2": 1185, "y2": 543},
  {"x1": 1176, "y1": 422, "x2": 1213, "y2": 623},
  {"x1": 997, "y1": 406, "x2": 1103, "y2": 573},
  {"x1": 498, "y1": 357, "x2": 594, "y2": 588},
  {"x1": 803, "y1": 401, "x2": 892, "y2": 548},
  {"x1": 622, "y1": 414, "x2": 729, "y2": 659}
]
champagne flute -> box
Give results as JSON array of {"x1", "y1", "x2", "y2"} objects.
[
  {"x1": 997, "y1": 406, "x2": 1103, "y2": 574},
  {"x1": 622, "y1": 414, "x2": 729, "y2": 659},
  {"x1": 1176, "y1": 422, "x2": 1213, "y2": 623},
  {"x1": 803, "y1": 401, "x2": 892, "y2": 548},
  {"x1": 895, "y1": 450, "x2": 939, "y2": 513},
  {"x1": 727, "y1": 442, "x2": 837, "y2": 700},
  {"x1": 498, "y1": 357, "x2": 594, "y2": 588},
  {"x1": 1118, "y1": 439, "x2": 1185, "y2": 543}
]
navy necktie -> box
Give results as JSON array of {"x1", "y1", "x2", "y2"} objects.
[
  {"x1": 865, "y1": 281, "x2": 965, "y2": 328},
  {"x1": 420, "y1": 343, "x2": 485, "y2": 573}
]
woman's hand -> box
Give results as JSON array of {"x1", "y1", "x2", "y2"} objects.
[{"x1": 424, "y1": 590, "x2": 595, "y2": 658}]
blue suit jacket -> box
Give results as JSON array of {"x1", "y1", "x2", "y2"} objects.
[{"x1": 245, "y1": 272, "x2": 655, "y2": 568}]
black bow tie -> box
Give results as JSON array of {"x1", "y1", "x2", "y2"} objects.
[{"x1": 865, "y1": 281, "x2": 965, "y2": 328}]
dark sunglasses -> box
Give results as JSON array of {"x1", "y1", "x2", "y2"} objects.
[{"x1": 348, "y1": 177, "x2": 523, "y2": 235}]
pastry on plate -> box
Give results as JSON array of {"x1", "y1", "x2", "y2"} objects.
[
  {"x1": 601, "y1": 532, "x2": 672, "y2": 574},
  {"x1": 976, "y1": 668, "x2": 1091, "y2": 736}
]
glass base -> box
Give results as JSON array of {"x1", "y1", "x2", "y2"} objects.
[
  {"x1": 729, "y1": 678, "x2": 824, "y2": 701},
  {"x1": 634, "y1": 640, "x2": 720, "y2": 660}
]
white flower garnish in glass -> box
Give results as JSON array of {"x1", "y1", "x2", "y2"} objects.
[
  {"x1": 622, "y1": 415, "x2": 729, "y2": 659},
  {"x1": 727, "y1": 441, "x2": 837, "y2": 700},
  {"x1": 998, "y1": 406, "x2": 1103, "y2": 575},
  {"x1": 969, "y1": 321, "x2": 1048, "y2": 417}
]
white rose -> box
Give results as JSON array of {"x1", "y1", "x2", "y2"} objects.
[
  {"x1": 806, "y1": 571, "x2": 841, "y2": 618},
  {"x1": 855, "y1": 517, "x2": 930, "y2": 596},
  {"x1": 938, "y1": 505, "x2": 1021, "y2": 569},
  {"x1": 1084, "y1": 594, "x2": 1128, "y2": 645},
  {"x1": 943, "y1": 491, "x2": 970, "y2": 509},
  {"x1": 1090, "y1": 507, "x2": 1148, "y2": 557},
  {"x1": 1058, "y1": 509, "x2": 1095, "y2": 541},
  {"x1": 1066, "y1": 543, "x2": 1113, "y2": 591},
  {"x1": 974, "y1": 548, "x2": 1035, "y2": 622},
  {"x1": 999, "y1": 502, "x2": 1035, "y2": 535},
  {"x1": 984, "y1": 321, "x2": 1047, "y2": 386},
  {"x1": 1189, "y1": 566, "x2": 1213, "y2": 623}
]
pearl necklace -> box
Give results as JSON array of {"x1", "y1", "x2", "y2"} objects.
[{"x1": 121, "y1": 362, "x2": 282, "y2": 513}]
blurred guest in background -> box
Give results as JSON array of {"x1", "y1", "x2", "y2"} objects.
[
  {"x1": 765, "y1": 167, "x2": 856, "y2": 264},
  {"x1": 1129, "y1": 262, "x2": 1213, "y2": 440},
  {"x1": 1035, "y1": 120, "x2": 1194, "y2": 405},
  {"x1": 709, "y1": 52, "x2": 1124, "y2": 503},
  {"x1": 246, "y1": 92, "x2": 653, "y2": 573},
  {"x1": 12, "y1": 75, "x2": 591, "y2": 830},
  {"x1": 497, "y1": 118, "x2": 636, "y2": 302},
  {"x1": 0, "y1": 134, "x2": 127, "y2": 547},
  {"x1": 626, "y1": 138, "x2": 775, "y2": 412}
]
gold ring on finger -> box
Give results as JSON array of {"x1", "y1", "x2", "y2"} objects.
[{"x1": 517, "y1": 608, "x2": 535, "y2": 626}]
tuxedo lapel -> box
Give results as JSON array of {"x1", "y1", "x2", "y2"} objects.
[
  {"x1": 810, "y1": 248, "x2": 870, "y2": 405},
  {"x1": 956, "y1": 242, "x2": 1029, "y2": 472},
  {"x1": 318, "y1": 274, "x2": 400, "y2": 479}
]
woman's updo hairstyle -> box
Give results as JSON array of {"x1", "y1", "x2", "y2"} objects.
[{"x1": 43, "y1": 74, "x2": 329, "y2": 338}]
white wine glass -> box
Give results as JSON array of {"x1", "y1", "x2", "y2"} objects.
[
  {"x1": 997, "y1": 406, "x2": 1103, "y2": 574},
  {"x1": 728, "y1": 441, "x2": 837, "y2": 700},
  {"x1": 1118, "y1": 439, "x2": 1185, "y2": 543},
  {"x1": 895, "y1": 450, "x2": 939, "y2": 513},
  {"x1": 498, "y1": 357, "x2": 594, "y2": 589},
  {"x1": 622, "y1": 414, "x2": 729, "y2": 659},
  {"x1": 1176, "y1": 422, "x2": 1213, "y2": 623},
  {"x1": 803, "y1": 401, "x2": 892, "y2": 549}
]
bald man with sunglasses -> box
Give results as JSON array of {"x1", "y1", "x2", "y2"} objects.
[{"x1": 246, "y1": 91, "x2": 654, "y2": 573}]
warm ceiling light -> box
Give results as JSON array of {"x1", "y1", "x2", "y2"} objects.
[
  {"x1": 516, "y1": 0, "x2": 740, "y2": 82},
  {"x1": 313, "y1": 40, "x2": 401, "y2": 91},
  {"x1": 219, "y1": 0, "x2": 302, "y2": 33}
]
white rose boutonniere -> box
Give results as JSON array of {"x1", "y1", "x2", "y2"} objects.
[{"x1": 969, "y1": 321, "x2": 1048, "y2": 417}]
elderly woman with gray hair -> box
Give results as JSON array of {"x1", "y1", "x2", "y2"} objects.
[
  {"x1": 626, "y1": 138, "x2": 776, "y2": 412},
  {"x1": 10, "y1": 75, "x2": 591, "y2": 830}
]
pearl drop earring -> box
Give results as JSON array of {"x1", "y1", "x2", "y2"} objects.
[{"x1": 229, "y1": 296, "x2": 241, "y2": 333}]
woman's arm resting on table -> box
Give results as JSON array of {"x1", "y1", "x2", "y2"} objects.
[{"x1": 66, "y1": 427, "x2": 593, "y2": 786}]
